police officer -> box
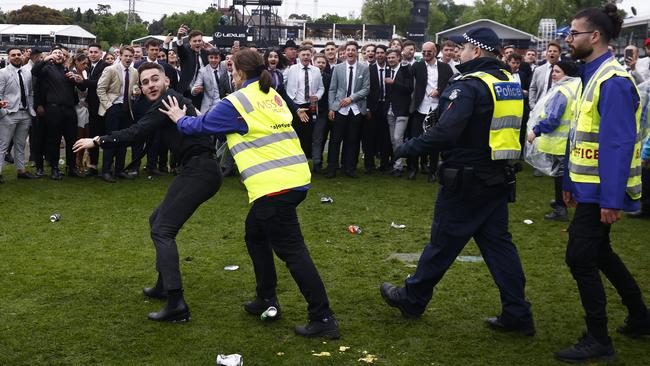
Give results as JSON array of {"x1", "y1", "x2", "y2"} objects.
[
  {"x1": 160, "y1": 49, "x2": 340, "y2": 339},
  {"x1": 554, "y1": 4, "x2": 650, "y2": 363},
  {"x1": 73, "y1": 63, "x2": 223, "y2": 323},
  {"x1": 379, "y1": 27, "x2": 535, "y2": 336}
]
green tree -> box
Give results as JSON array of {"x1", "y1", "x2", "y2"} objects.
[
  {"x1": 161, "y1": 9, "x2": 221, "y2": 36},
  {"x1": 361, "y1": 0, "x2": 412, "y2": 34},
  {"x1": 288, "y1": 13, "x2": 312, "y2": 21},
  {"x1": 92, "y1": 12, "x2": 147, "y2": 46},
  {"x1": 7, "y1": 5, "x2": 68, "y2": 24}
]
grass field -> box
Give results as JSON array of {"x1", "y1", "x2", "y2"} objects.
[{"x1": 0, "y1": 162, "x2": 648, "y2": 365}]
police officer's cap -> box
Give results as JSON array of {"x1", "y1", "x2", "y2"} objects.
[{"x1": 449, "y1": 27, "x2": 500, "y2": 53}]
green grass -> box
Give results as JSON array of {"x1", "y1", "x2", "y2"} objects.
[{"x1": 0, "y1": 163, "x2": 648, "y2": 365}]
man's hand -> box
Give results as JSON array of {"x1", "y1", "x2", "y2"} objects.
[
  {"x1": 600, "y1": 208, "x2": 621, "y2": 225},
  {"x1": 527, "y1": 131, "x2": 536, "y2": 143},
  {"x1": 563, "y1": 190, "x2": 576, "y2": 208},
  {"x1": 297, "y1": 108, "x2": 309, "y2": 123},
  {"x1": 339, "y1": 97, "x2": 352, "y2": 107},
  {"x1": 309, "y1": 95, "x2": 318, "y2": 102},
  {"x1": 159, "y1": 95, "x2": 188, "y2": 123},
  {"x1": 328, "y1": 110, "x2": 335, "y2": 121},
  {"x1": 36, "y1": 105, "x2": 45, "y2": 117},
  {"x1": 384, "y1": 77, "x2": 394, "y2": 85},
  {"x1": 177, "y1": 25, "x2": 188, "y2": 38},
  {"x1": 428, "y1": 89, "x2": 439, "y2": 98},
  {"x1": 366, "y1": 110, "x2": 372, "y2": 120},
  {"x1": 192, "y1": 86, "x2": 203, "y2": 95},
  {"x1": 72, "y1": 138, "x2": 96, "y2": 153},
  {"x1": 164, "y1": 33, "x2": 174, "y2": 45},
  {"x1": 0, "y1": 100, "x2": 8, "y2": 109}
]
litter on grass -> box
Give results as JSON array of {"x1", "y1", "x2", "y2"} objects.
[
  {"x1": 312, "y1": 352, "x2": 331, "y2": 357},
  {"x1": 523, "y1": 219, "x2": 534, "y2": 225},
  {"x1": 216, "y1": 353, "x2": 243, "y2": 366},
  {"x1": 224, "y1": 265, "x2": 239, "y2": 271},
  {"x1": 339, "y1": 346, "x2": 350, "y2": 352},
  {"x1": 456, "y1": 256, "x2": 484, "y2": 263},
  {"x1": 390, "y1": 222, "x2": 406, "y2": 229}
]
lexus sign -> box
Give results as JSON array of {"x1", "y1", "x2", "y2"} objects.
[{"x1": 213, "y1": 26, "x2": 248, "y2": 46}]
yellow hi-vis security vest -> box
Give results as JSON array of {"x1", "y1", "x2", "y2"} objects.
[
  {"x1": 537, "y1": 78, "x2": 581, "y2": 155},
  {"x1": 462, "y1": 70, "x2": 523, "y2": 160},
  {"x1": 568, "y1": 57, "x2": 642, "y2": 200},
  {"x1": 225, "y1": 81, "x2": 311, "y2": 203}
]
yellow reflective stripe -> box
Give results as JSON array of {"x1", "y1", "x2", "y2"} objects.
[
  {"x1": 490, "y1": 115, "x2": 521, "y2": 130},
  {"x1": 230, "y1": 131, "x2": 299, "y2": 156},
  {"x1": 231, "y1": 90, "x2": 254, "y2": 113},
  {"x1": 240, "y1": 154, "x2": 308, "y2": 180}
]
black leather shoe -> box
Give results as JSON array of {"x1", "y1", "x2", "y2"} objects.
[
  {"x1": 364, "y1": 167, "x2": 373, "y2": 175},
  {"x1": 313, "y1": 164, "x2": 322, "y2": 174},
  {"x1": 550, "y1": 199, "x2": 560, "y2": 210},
  {"x1": 294, "y1": 316, "x2": 340, "y2": 339},
  {"x1": 117, "y1": 171, "x2": 135, "y2": 180},
  {"x1": 485, "y1": 316, "x2": 535, "y2": 336},
  {"x1": 407, "y1": 170, "x2": 417, "y2": 180},
  {"x1": 17, "y1": 172, "x2": 39, "y2": 179},
  {"x1": 344, "y1": 171, "x2": 359, "y2": 178},
  {"x1": 427, "y1": 174, "x2": 437, "y2": 183},
  {"x1": 143, "y1": 287, "x2": 168, "y2": 300},
  {"x1": 380, "y1": 282, "x2": 419, "y2": 318},
  {"x1": 86, "y1": 167, "x2": 99, "y2": 177},
  {"x1": 554, "y1": 333, "x2": 615, "y2": 364},
  {"x1": 50, "y1": 168, "x2": 63, "y2": 180},
  {"x1": 244, "y1": 297, "x2": 281, "y2": 319},
  {"x1": 325, "y1": 171, "x2": 336, "y2": 178},
  {"x1": 35, "y1": 168, "x2": 45, "y2": 177},
  {"x1": 101, "y1": 173, "x2": 117, "y2": 183},
  {"x1": 67, "y1": 167, "x2": 86, "y2": 178},
  {"x1": 617, "y1": 311, "x2": 650, "y2": 337},
  {"x1": 147, "y1": 300, "x2": 191, "y2": 322},
  {"x1": 544, "y1": 207, "x2": 568, "y2": 221}
]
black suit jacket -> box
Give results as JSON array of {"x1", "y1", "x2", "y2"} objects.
[
  {"x1": 517, "y1": 62, "x2": 533, "y2": 92},
  {"x1": 386, "y1": 65, "x2": 413, "y2": 117},
  {"x1": 410, "y1": 60, "x2": 453, "y2": 114},
  {"x1": 175, "y1": 43, "x2": 209, "y2": 93},
  {"x1": 367, "y1": 62, "x2": 389, "y2": 112},
  {"x1": 218, "y1": 71, "x2": 234, "y2": 98},
  {"x1": 80, "y1": 60, "x2": 108, "y2": 115}
]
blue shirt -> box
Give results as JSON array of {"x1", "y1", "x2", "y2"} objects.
[
  {"x1": 533, "y1": 91, "x2": 567, "y2": 136},
  {"x1": 563, "y1": 51, "x2": 640, "y2": 211},
  {"x1": 176, "y1": 76, "x2": 309, "y2": 193}
]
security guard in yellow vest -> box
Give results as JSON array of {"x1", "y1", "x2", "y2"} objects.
[
  {"x1": 527, "y1": 61, "x2": 581, "y2": 221},
  {"x1": 379, "y1": 27, "x2": 535, "y2": 336},
  {"x1": 160, "y1": 49, "x2": 340, "y2": 339},
  {"x1": 554, "y1": 4, "x2": 650, "y2": 364}
]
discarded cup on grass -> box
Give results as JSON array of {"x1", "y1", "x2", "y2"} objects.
[
  {"x1": 58, "y1": 159, "x2": 65, "y2": 166},
  {"x1": 456, "y1": 255, "x2": 484, "y2": 263},
  {"x1": 216, "y1": 353, "x2": 243, "y2": 366},
  {"x1": 390, "y1": 222, "x2": 406, "y2": 229},
  {"x1": 260, "y1": 306, "x2": 278, "y2": 321},
  {"x1": 347, "y1": 225, "x2": 362, "y2": 234},
  {"x1": 320, "y1": 196, "x2": 333, "y2": 204},
  {"x1": 523, "y1": 219, "x2": 534, "y2": 225},
  {"x1": 224, "y1": 265, "x2": 239, "y2": 271},
  {"x1": 147, "y1": 175, "x2": 153, "y2": 180},
  {"x1": 49, "y1": 213, "x2": 61, "y2": 223}
]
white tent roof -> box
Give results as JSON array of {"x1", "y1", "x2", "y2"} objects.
[
  {"x1": 131, "y1": 35, "x2": 213, "y2": 45},
  {"x1": 436, "y1": 19, "x2": 540, "y2": 42},
  {"x1": 0, "y1": 24, "x2": 95, "y2": 38}
]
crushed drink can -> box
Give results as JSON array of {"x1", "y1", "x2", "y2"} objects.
[
  {"x1": 260, "y1": 306, "x2": 278, "y2": 321},
  {"x1": 347, "y1": 225, "x2": 362, "y2": 234},
  {"x1": 320, "y1": 196, "x2": 333, "y2": 204},
  {"x1": 49, "y1": 213, "x2": 61, "y2": 222},
  {"x1": 216, "y1": 354, "x2": 243, "y2": 366}
]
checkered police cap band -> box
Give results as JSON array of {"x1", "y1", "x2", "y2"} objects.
[{"x1": 462, "y1": 33, "x2": 495, "y2": 52}]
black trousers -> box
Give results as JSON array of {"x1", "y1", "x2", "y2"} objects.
[
  {"x1": 145, "y1": 131, "x2": 169, "y2": 171},
  {"x1": 245, "y1": 189, "x2": 332, "y2": 320},
  {"x1": 44, "y1": 104, "x2": 77, "y2": 170},
  {"x1": 30, "y1": 115, "x2": 47, "y2": 169},
  {"x1": 88, "y1": 112, "x2": 105, "y2": 167},
  {"x1": 407, "y1": 112, "x2": 438, "y2": 173},
  {"x1": 566, "y1": 203, "x2": 647, "y2": 341},
  {"x1": 401, "y1": 181, "x2": 533, "y2": 325},
  {"x1": 102, "y1": 105, "x2": 133, "y2": 175},
  {"x1": 641, "y1": 166, "x2": 650, "y2": 210},
  {"x1": 292, "y1": 104, "x2": 314, "y2": 159},
  {"x1": 327, "y1": 111, "x2": 362, "y2": 174},
  {"x1": 363, "y1": 103, "x2": 391, "y2": 171},
  {"x1": 149, "y1": 153, "x2": 222, "y2": 290}
]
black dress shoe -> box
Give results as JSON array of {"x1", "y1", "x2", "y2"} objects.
[
  {"x1": 143, "y1": 287, "x2": 168, "y2": 300},
  {"x1": 147, "y1": 300, "x2": 191, "y2": 322},
  {"x1": 294, "y1": 316, "x2": 340, "y2": 339},
  {"x1": 244, "y1": 297, "x2": 282, "y2": 319},
  {"x1": 17, "y1": 172, "x2": 39, "y2": 179},
  {"x1": 325, "y1": 171, "x2": 336, "y2": 178},
  {"x1": 67, "y1": 167, "x2": 86, "y2": 178},
  {"x1": 312, "y1": 164, "x2": 322, "y2": 174},
  {"x1": 364, "y1": 167, "x2": 373, "y2": 175},
  {"x1": 427, "y1": 174, "x2": 437, "y2": 183},
  {"x1": 379, "y1": 282, "x2": 419, "y2": 318},
  {"x1": 86, "y1": 167, "x2": 99, "y2": 177},
  {"x1": 407, "y1": 170, "x2": 417, "y2": 180},
  {"x1": 344, "y1": 171, "x2": 359, "y2": 178},
  {"x1": 117, "y1": 171, "x2": 135, "y2": 180},
  {"x1": 617, "y1": 310, "x2": 650, "y2": 337},
  {"x1": 554, "y1": 333, "x2": 615, "y2": 364},
  {"x1": 485, "y1": 316, "x2": 535, "y2": 336},
  {"x1": 35, "y1": 168, "x2": 45, "y2": 177},
  {"x1": 544, "y1": 207, "x2": 568, "y2": 222},
  {"x1": 50, "y1": 168, "x2": 63, "y2": 180},
  {"x1": 101, "y1": 173, "x2": 117, "y2": 183}
]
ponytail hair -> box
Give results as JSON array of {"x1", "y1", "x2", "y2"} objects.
[
  {"x1": 574, "y1": 3, "x2": 623, "y2": 42},
  {"x1": 233, "y1": 49, "x2": 272, "y2": 93}
]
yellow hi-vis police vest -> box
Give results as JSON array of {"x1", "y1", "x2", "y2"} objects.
[
  {"x1": 225, "y1": 81, "x2": 311, "y2": 203},
  {"x1": 537, "y1": 78, "x2": 581, "y2": 155},
  {"x1": 568, "y1": 57, "x2": 642, "y2": 200},
  {"x1": 462, "y1": 70, "x2": 523, "y2": 160}
]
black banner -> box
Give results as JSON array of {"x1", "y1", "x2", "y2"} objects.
[{"x1": 213, "y1": 26, "x2": 248, "y2": 46}]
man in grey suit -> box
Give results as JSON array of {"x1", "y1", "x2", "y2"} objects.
[
  {"x1": 192, "y1": 48, "x2": 224, "y2": 114},
  {"x1": 0, "y1": 47, "x2": 38, "y2": 182},
  {"x1": 326, "y1": 40, "x2": 370, "y2": 178},
  {"x1": 529, "y1": 41, "x2": 561, "y2": 109}
]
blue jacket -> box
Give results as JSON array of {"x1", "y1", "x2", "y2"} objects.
[{"x1": 563, "y1": 52, "x2": 640, "y2": 211}]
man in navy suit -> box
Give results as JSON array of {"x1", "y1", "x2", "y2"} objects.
[{"x1": 174, "y1": 26, "x2": 210, "y2": 109}]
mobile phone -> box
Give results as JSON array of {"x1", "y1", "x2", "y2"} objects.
[{"x1": 625, "y1": 49, "x2": 633, "y2": 59}]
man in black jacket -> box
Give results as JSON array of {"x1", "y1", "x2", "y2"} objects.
[
  {"x1": 385, "y1": 48, "x2": 413, "y2": 176},
  {"x1": 365, "y1": 45, "x2": 392, "y2": 172},
  {"x1": 174, "y1": 26, "x2": 210, "y2": 109},
  {"x1": 73, "y1": 62, "x2": 222, "y2": 323},
  {"x1": 408, "y1": 42, "x2": 454, "y2": 181}
]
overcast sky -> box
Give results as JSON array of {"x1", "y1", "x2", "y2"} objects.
[{"x1": 2, "y1": 0, "x2": 649, "y2": 24}]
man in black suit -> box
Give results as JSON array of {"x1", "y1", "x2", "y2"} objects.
[
  {"x1": 505, "y1": 52, "x2": 532, "y2": 153},
  {"x1": 365, "y1": 44, "x2": 392, "y2": 172},
  {"x1": 385, "y1": 48, "x2": 413, "y2": 176},
  {"x1": 174, "y1": 26, "x2": 209, "y2": 109},
  {"x1": 75, "y1": 43, "x2": 108, "y2": 176},
  {"x1": 408, "y1": 42, "x2": 453, "y2": 181}
]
